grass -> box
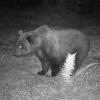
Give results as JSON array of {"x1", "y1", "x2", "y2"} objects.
[{"x1": 0, "y1": 7, "x2": 100, "y2": 100}]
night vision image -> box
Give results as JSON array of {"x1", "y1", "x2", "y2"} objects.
[{"x1": 0, "y1": 0, "x2": 100, "y2": 100}]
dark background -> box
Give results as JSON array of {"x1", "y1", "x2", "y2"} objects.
[{"x1": 0, "y1": 0, "x2": 100, "y2": 16}]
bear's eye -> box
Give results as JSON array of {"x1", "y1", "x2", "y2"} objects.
[{"x1": 19, "y1": 45, "x2": 23, "y2": 49}]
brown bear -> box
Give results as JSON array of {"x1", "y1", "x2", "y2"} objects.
[{"x1": 15, "y1": 25, "x2": 90, "y2": 76}]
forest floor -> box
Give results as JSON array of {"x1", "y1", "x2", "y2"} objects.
[{"x1": 0, "y1": 7, "x2": 100, "y2": 100}]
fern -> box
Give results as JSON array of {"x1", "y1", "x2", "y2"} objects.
[{"x1": 61, "y1": 52, "x2": 77, "y2": 83}]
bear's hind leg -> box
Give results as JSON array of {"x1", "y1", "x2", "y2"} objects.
[{"x1": 50, "y1": 61, "x2": 60, "y2": 77}]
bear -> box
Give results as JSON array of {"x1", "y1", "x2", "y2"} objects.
[{"x1": 15, "y1": 25, "x2": 90, "y2": 77}]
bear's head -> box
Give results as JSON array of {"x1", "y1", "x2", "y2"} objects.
[{"x1": 14, "y1": 25, "x2": 50, "y2": 56}]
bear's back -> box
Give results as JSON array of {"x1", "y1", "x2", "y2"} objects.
[
  {"x1": 51, "y1": 29, "x2": 88, "y2": 57},
  {"x1": 41, "y1": 28, "x2": 88, "y2": 60}
]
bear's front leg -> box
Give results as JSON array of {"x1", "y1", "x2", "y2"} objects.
[
  {"x1": 37, "y1": 61, "x2": 49, "y2": 75},
  {"x1": 36, "y1": 50, "x2": 49, "y2": 76}
]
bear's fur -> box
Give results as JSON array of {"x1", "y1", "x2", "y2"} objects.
[{"x1": 15, "y1": 25, "x2": 90, "y2": 76}]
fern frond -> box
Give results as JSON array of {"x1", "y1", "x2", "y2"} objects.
[{"x1": 61, "y1": 52, "x2": 77, "y2": 83}]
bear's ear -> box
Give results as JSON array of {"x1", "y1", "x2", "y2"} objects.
[
  {"x1": 34, "y1": 25, "x2": 50, "y2": 34},
  {"x1": 18, "y1": 30, "x2": 23, "y2": 35}
]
